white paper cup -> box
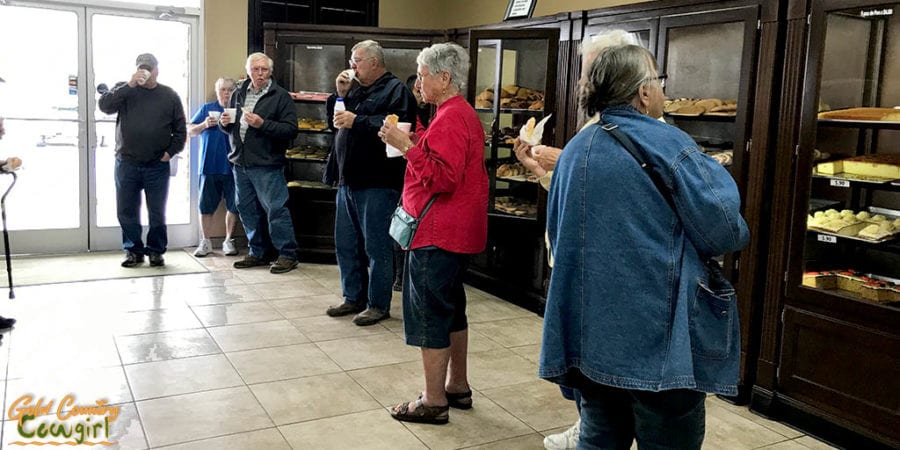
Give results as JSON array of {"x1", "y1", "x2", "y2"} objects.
[
  {"x1": 386, "y1": 122, "x2": 412, "y2": 158},
  {"x1": 208, "y1": 111, "x2": 222, "y2": 120},
  {"x1": 223, "y1": 108, "x2": 236, "y2": 120}
]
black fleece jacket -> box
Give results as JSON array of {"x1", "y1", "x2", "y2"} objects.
[
  {"x1": 323, "y1": 72, "x2": 416, "y2": 190},
  {"x1": 221, "y1": 78, "x2": 298, "y2": 167},
  {"x1": 98, "y1": 82, "x2": 186, "y2": 164}
]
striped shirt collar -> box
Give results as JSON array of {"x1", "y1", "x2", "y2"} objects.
[{"x1": 248, "y1": 79, "x2": 272, "y2": 95}]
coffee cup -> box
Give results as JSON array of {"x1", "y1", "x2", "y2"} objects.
[
  {"x1": 136, "y1": 69, "x2": 151, "y2": 85},
  {"x1": 385, "y1": 122, "x2": 412, "y2": 158},
  {"x1": 208, "y1": 111, "x2": 222, "y2": 120},
  {"x1": 223, "y1": 108, "x2": 237, "y2": 121}
]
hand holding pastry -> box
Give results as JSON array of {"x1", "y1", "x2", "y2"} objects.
[
  {"x1": 243, "y1": 111, "x2": 263, "y2": 128},
  {"x1": 513, "y1": 138, "x2": 544, "y2": 177},
  {"x1": 532, "y1": 145, "x2": 562, "y2": 172}
]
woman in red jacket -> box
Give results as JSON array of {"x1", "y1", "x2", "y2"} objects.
[{"x1": 380, "y1": 42, "x2": 488, "y2": 425}]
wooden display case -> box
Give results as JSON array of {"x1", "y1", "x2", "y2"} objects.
[
  {"x1": 264, "y1": 24, "x2": 441, "y2": 261},
  {"x1": 464, "y1": 27, "x2": 561, "y2": 314},
  {"x1": 754, "y1": 1, "x2": 900, "y2": 448}
]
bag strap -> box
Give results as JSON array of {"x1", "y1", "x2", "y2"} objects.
[
  {"x1": 419, "y1": 194, "x2": 438, "y2": 219},
  {"x1": 598, "y1": 120, "x2": 677, "y2": 214},
  {"x1": 399, "y1": 194, "x2": 439, "y2": 219}
]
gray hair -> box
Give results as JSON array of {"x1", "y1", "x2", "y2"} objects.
[
  {"x1": 579, "y1": 44, "x2": 658, "y2": 117},
  {"x1": 215, "y1": 77, "x2": 236, "y2": 89},
  {"x1": 580, "y1": 30, "x2": 636, "y2": 77},
  {"x1": 245, "y1": 52, "x2": 273, "y2": 73},
  {"x1": 416, "y1": 42, "x2": 469, "y2": 92},
  {"x1": 352, "y1": 40, "x2": 385, "y2": 67}
]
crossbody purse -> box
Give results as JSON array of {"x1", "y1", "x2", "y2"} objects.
[{"x1": 389, "y1": 195, "x2": 438, "y2": 249}]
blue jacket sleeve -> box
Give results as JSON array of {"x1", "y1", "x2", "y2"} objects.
[{"x1": 670, "y1": 147, "x2": 750, "y2": 257}]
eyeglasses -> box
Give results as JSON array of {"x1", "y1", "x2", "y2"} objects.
[
  {"x1": 648, "y1": 74, "x2": 668, "y2": 90},
  {"x1": 349, "y1": 56, "x2": 373, "y2": 66}
]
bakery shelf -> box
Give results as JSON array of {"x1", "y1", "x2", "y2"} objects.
[
  {"x1": 806, "y1": 229, "x2": 900, "y2": 253},
  {"x1": 816, "y1": 118, "x2": 900, "y2": 130},
  {"x1": 811, "y1": 173, "x2": 900, "y2": 192},
  {"x1": 488, "y1": 211, "x2": 538, "y2": 221},
  {"x1": 665, "y1": 112, "x2": 736, "y2": 122},
  {"x1": 296, "y1": 128, "x2": 332, "y2": 134},
  {"x1": 475, "y1": 108, "x2": 545, "y2": 115}
]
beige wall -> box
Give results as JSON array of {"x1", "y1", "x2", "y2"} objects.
[
  {"x1": 203, "y1": 0, "x2": 248, "y2": 99},
  {"x1": 380, "y1": 0, "x2": 651, "y2": 29}
]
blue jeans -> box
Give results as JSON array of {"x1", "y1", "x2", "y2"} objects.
[
  {"x1": 574, "y1": 375, "x2": 706, "y2": 450},
  {"x1": 115, "y1": 158, "x2": 170, "y2": 255},
  {"x1": 233, "y1": 165, "x2": 297, "y2": 260},
  {"x1": 561, "y1": 386, "x2": 582, "y2": 414},
  {"x1": 334, "y1": 186, "x2": 399, "y2": 312}
]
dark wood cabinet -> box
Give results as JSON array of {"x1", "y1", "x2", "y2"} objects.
[
  {"x1": 248, "y1": 0, "x2": 378, "y2": 52},
  {"x1": 263, "y1": 24, "x2": 442, "y2": 262},
  {"x1": 754, "y1": 1, "x2": 900, "y2": 448}
]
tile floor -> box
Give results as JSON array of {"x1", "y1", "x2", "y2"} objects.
[{"x1": 0, "y1": 250, "x2": 838, "y2": 449}]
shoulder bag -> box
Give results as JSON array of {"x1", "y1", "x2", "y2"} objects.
[{"x1": 389, "y1": 195, "x2": 438, "y2": 249}]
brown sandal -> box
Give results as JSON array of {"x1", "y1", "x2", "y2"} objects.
[
  {"x1": 390, "y1": 398, "x2": 449, "y2": 425},
  {"x1": 446, "y1": 390, "x2": 473, "y2": 410},
  {"x1": 419, "y1": 390, "x2": 473, "y2": 410}
]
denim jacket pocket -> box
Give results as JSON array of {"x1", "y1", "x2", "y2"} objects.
[{"x1": 689, "y1": 277, "x2": 735, "y2": 360}]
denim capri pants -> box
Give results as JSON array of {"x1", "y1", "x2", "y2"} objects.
[{"x1": 402, "y1": 246, "x2": 469, "y2": 349}]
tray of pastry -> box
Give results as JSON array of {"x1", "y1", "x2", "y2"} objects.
[
  {"x1": 807, "y1": 208, "x2": 900, "y2": 243},
  {"x1": 287, "y1": 180, "x2": 333, "y2": 189},
  {"x1": 494, "y1": 196, "x2": 538, "y2": 217},
  {"x1": 290, "y1": 91, "x2": 330, "y2": 102},
  {"x1": 286, "y1": 145, "x2": 329, "y2": 160},
  {"x1": 817, "y1": 107, "x2": 900, "y2": 123},
  {"x1": 802, "y1": 270, "x2": 900, "y2": 304},
  {"x1": 665, "y1": 98, "x2": 737, "y2": 117},
  {"x1": 495, "y1": 162, "x2": 530, "y2": 180}
]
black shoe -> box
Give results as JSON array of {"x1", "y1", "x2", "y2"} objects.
[
  {"x1": 326, "y1": 302, "x2": 366, "y2": 317},
  {"x1": 149, "y1": 253, "x2": 165, "y2": 267},
  {"x1": 233, "y1": 255, "x2": 272, "y2": 269},
  {"x1": 0, "y1": 315, "x2": 16, "y2": 330},
  {"x1": 121, "y1": 252, "x2": 145, "y2": 268}
]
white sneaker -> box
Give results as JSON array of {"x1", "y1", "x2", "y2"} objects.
[
  {"x1": 543, "y1": 419, "x2": 580, "y2": 450},
  {"x1": 222, "y1": 238, "x2": 238, "y2": 256},
  {"x1": 193, "y1": 239, "x2": 212, "y2": 257}
]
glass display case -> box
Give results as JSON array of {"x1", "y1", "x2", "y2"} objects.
[
  {"x1": 777, "y1": 1, "x2": 900, "y2": 447},
  {"x1": 267, "y1": 25, "x2": 439, "y2": 259},
  {"x1": 466, "y1": 28, "x2": 559, "y2": 312}
]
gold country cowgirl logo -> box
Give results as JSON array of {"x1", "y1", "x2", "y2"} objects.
[{"x1": 7, "y1": 394, "x2": 120, "y2": 446}]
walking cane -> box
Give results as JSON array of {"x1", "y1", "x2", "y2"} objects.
[{"x1": 1, "y1": 171, "x2": 16, "y2": 299}]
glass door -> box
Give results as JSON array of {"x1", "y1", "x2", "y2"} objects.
[
  {"x1": 0, "y1": 1, "x2": 199, "y2": 254},
  {"x1": 0, "y1": 3, "x2": 86, "y2": 254},
  {"x1": 89, "y1": 11, "x2": 197, "y2": 251}
]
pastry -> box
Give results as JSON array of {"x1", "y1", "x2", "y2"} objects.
[
  {"x1": 803, "y1": 271, "x2": 837, "y2": 289},
  {"x1": 881, "y1": 112, "x2": 900, "y2": 121},
  {"x1": 385, "y1": 114, "x2": 399, "y2": 125},
  {"x1": 694, "y1": 99, "x2": 723, "y2": 110},
  {"x1": 674, "y1": 105, "x2": 706, "y2": 115}
]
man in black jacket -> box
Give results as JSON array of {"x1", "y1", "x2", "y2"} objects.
[
  {"x1": 324, "y1": 40, "x2": 417, "y2": 326},
  {"x1": 220, "y1": 53, "x2": 299, "y2": 274},
  {"x1": 98, "y1": 53, "x2": 186, "y2": 268}
]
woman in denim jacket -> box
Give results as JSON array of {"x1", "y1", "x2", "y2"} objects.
[{"x1": 540, "y1": 44, "x2": 750, "y2": 449}]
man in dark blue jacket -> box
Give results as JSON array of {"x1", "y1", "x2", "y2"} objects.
[
  {"x1": 324, "y1": 40, "x2": 417, "y2": 326},
  {"x1": 98, "y1": 53, "x2": 186, "y2": 268},
  {"x1": 220, "y1": 53, "x2": 299, "y2": 274}
]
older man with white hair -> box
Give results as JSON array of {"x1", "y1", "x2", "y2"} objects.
[{"x1": 220, "y1": 53, "x2": 299, "y2": 274}]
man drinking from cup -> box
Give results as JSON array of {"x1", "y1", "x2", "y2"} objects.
[
  {"x1": 322, "y1": 40, "x2": 417, "y2": 326},
  {"x1": 188, "y1": 77, "x2": 240, "y2": 257},
  {"x1": 98, "y1": 53, "x2": 186, "y2": 268}
]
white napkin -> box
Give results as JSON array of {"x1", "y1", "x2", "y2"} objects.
[{"x1": 519, "y1": 114, "x2": 553, "y2": 146}]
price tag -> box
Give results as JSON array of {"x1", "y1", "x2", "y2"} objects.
[
  {"x1": 829, "y1": 179, "x2": 850, "y2": 188},
  {"x1": 817, "y1": 234, "x2": 837, "y2": 244}
]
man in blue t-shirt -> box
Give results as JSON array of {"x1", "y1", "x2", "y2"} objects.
[{"x1": 188, "y1": 77, "x2": 240, "y2": 257}]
